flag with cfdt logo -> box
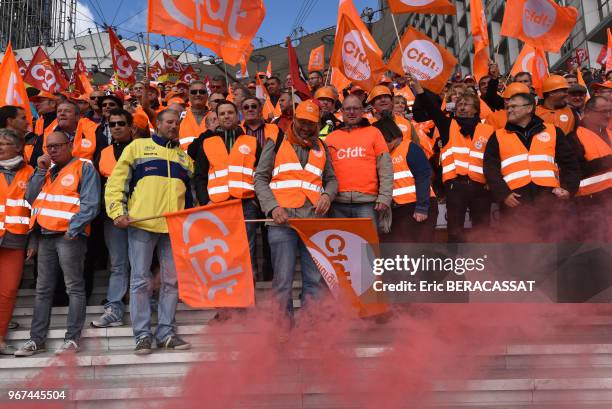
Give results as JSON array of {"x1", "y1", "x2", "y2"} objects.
[
  {"x1": 289, "y1": 218, "x2": 387, "y2": 318},
  {"x1": 0, "y1": 43, "x2": 33, "y2": 128},
  {"x1": 166, "y1": 200, "x2": 255, "y2": 308},
  {"x1": 308, "y1": 45, "x2": 325, "y2": 72},
  {"x1": 387, "y1": 0, "x2": 456, "y2": 15},
  {"x1": 501, "y1": 0, "x2": 577, "y2": 53},
  {"x1": 23, "y1": 47, "x2": 61, "y2": 93},
  {"x1": 147, "y1": 0, "x2": 265, "y2": 67},
  {"x1": 470, "y1": 0, "x2": 489, "y2": 81},
  {"x1": 330, "y1": 12, "x2": 386, "y2": 91},
  {"x1": 511, "y1": 44, "x2": 549, "y2": 97},
  {"x1": 108, "y1": 27, "x2": 139, "y2": 88},
  {"x1": 387, "y1": 26, "x2": 457, "y2": 94}
]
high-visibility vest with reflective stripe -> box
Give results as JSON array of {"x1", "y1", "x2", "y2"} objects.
[
  {"x1": 30, "y1": 159, "x2": 90, "y2": 235},
  {"x1": 575, "y1": 126, "x2": 612, "y2": 196},
  {"x1": 35, "y1": 117, "x2": 57, "y2": 137},
  {"x1": 98, "y1": 145, "x2": 117, "y2": 178},
  {"x1": 440, "y1": 120, "x2": 494, "y2": 183},
  {"x1": 390, "y1": 139, "x2": 435, "y2": 205},
  {"x1": 270, "y1": 139, "x2": 326, "y2": 208},
  {"x1": 203, "y1": 135, "x2": 257, "y2": 202},
  {"x1": 535, "y1": 105, "x2": 575, "y2": 136},
  {"x1": 0, "y1": 165, "x2": 34, "y2": 236},
  {"x1": 496, "y1": 123, "x2": 560, "y2": 190},
  {"x1": 179, "y1": 109, "x2": 208, "y2": 151}
]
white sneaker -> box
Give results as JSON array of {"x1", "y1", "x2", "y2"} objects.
[{"x1": 55, "y1": 339, "x2": 79, "y2": 355}]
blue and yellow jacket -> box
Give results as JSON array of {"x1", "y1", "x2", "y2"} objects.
[{"x1": 105, "y1": 134, "x2": 195, "y2": 233}]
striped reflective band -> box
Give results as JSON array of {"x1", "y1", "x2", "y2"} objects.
[
  {"x1": 207, "y1": 169, "x2": 229, "y2": 180},
  {"x1": 228, "y1": 166, "x2": 254, "y2": 176},
  {"x1": 36, "y1": 193, "x2": 80, "y2": 205},
  {"x1": 579, "y1": 172, "x2": 612, "y2": 187},
  {"x1": 393, "y1": 186, "x2": 416, "y2": 196}
]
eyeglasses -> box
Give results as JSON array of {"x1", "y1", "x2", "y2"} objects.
[
  {"x1": 342, "y1": 107, "x2": 363, "y2": 112},
  {"x1": 101, "y1": 102, "x2": 118, "y2": 108},
  {"x1": 109, "y1": 121, "x2": 127, "y2": 128},
  {"x1": 190, "y1": 89, "x2": 207, "y2": 95},
  {"x1": 210, "y1": 99, "x2": 224, "y2": 104},
  {"x1": 506, "y1": 103, "x2": 532, "y2": 111},
  {"x1": 46, "y1": 142, "x2": 70, "y2": 151},
  {"x1": 242, "y1": 104, "x2": 258, "y2": 110}
]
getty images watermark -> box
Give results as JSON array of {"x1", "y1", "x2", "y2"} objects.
[{"x1": 359, "y1": 243, "x2": 612, "y2": 303}]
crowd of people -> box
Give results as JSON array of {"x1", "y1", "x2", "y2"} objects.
[{"x1": 0, "y1": 61, "x2": 610, "y2": 356}]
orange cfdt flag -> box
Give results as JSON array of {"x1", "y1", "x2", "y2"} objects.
[
  {"x1": 266, "y1": 60, "x2": 272, "y2": 78},
  {"x1": 387, "y1": 26, "x2": 457, "y2": 94},
  {"x1": 387, "y1": 0, "x2": 456, "y2": 15},
  {"x1": 511, "y1": 44, "x2": 549, "y2": 96},
  {"x1": 330, "y1": 12, "x2": 386, "y2": 91},
  {"x1": 337, "y1": 0, "x2": 382, "y2": 56},
  {"x1": 23, "y1": 47, "x2": 60, "y2": 93},
  {"x1": 470, "y1": 0, "x2": 490, "y2": 81},
  {"x1": 308, "y1": 45, "x2": 325, "y2": 72},
  {"x1": 108, "y1": 27, "x2": 139, "y2": 87},
  {"x1": 147, "y1": 0, "x2": 265, "y2": 66},
  {"x1": 288, "y1": 218, "x2": 387, "y2": 317},
  {"x1": 500, "y1": 0, "x2": 577, "y2": 53},
  {"x1": 0, "y1": 43, "x2": 33, "y2": 127},
  {"x1": 165, "y1": 200, "x2": 255, "y2": 308}
]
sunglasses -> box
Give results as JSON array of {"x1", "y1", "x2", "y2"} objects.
[
  {"x1": 210, "y1": 99, "x2": 224, "y2": 104},
  {"x1": 102, "y1": 102, "x2": 118, "y2": 108},
  {"x1": 190, "y1": 89, "x2": 207, "y2": 95},
  {"x1": 242, "y1": 104, "x2": 258, "y2": 110},
  {"x1": 109, "y1": 121, "x2": 127, "y2": 128}
]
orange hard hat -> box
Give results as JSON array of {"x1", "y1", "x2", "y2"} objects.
[
  {"x1": 542, "y1": 75, "x2": 569, "y2": 94},
  {"x1": 294, "y1": 99, "x2": 320, "y2": 122},
  {"x1": 133, "y1": 113, "x2": 150, "y2": 130},
  {"x1": 167, "y1": 97, "x2": 186, "y2": 106},
  {"x1": 314, "y1": 86, "x2": 336, "y2": 101},
  {"x1": 502, "y1": 82, "x2": 531, "y2": 99},
  {"x1": 367, "y1": 85, "x2": 392, "y2": 103}
]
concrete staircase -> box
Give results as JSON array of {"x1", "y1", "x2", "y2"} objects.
[{"x1": 2, "y1": 266, "x2": 612, "y2": 408}]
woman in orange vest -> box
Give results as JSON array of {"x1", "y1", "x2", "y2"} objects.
[
  {"x1": 411, "y1": 74, "x2": 494, "y2": 243},
  {"x1": 483, "y1": 92, "x2": 580, "y2": 242},
  {"x1": 0, "y1": 129, "x2": 37, "y2": 354},
  {"x1": 373, "y1": 117, "x2": 437, "y2": 242},
  {"x1": 568, "y1": 96, "x2": 611, "y2": 242}
]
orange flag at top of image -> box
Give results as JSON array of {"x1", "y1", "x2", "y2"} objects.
[
  {"x1": 288, "y1": 218, "x2": 387, "y2": 317},
  {"x1": 470, "y1": 0, "x2": 490, "y2": 81},
  {"x1": 387, "y1": 26, "x2": 457, "y2": 94},
  {"x1": 337, "y1": 0, "x2": 382, "y2": 56},
  {"x1": 330, "y1": 12, "x2": 386, "y2": 91},
  {"x1": 387, "y1": 0, "x2": 456, "y2": 15},
  {"x1": 0, "y1": 43, "x2": 33, "y2": 128},
  {"x1": 308, "y1": 45, "x2": 325, "y2": 72},
  {"x1": 511, "y1": 44, "x2": 549, "y2": 96},
  {"x1": 501, "y1": 0, "x2": 577, "y2": 53},
  {"x1": 148, "y1": 0, "x2": 265, "y2": 66},
  {"x1": 165, "y1": 200, "x2": 255, "y2": 308}
]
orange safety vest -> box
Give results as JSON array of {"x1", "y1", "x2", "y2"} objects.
[
  {"x1": 30, "y1": 159, "x2": 91, "y2": 235},
  {"x1": 35, "y1": 117, "x2": 57, "y2": 137},
  {"x1": 98, "y1": 145, "x2": 117, "y2": 178},
  {"x1": 496, "y1": 123, "x2": 559, "y2": 190},
  {"x1": 390, "y1": 139, "x2": 435, "y2": 205},
  {"x1": 575, "y1": 127, "x2": 612, "y2": 197},
  {"x1": 179, "y1": 108, "x2": 208, "y2": 151},
  {"x1": 202, "y1": 135, "x2": 257, "y2": 202},
  {"x1": 440, "y1": 120, "x2": 494, "y2": 183},
  {"x1": 270, "y1": 138, "x2": 326, "y2": 208},
  {"x1": 535, "y1": 105, "x2": 575, "y2": 135},
  {"x1": 0, "y1": 165, "x2": 34, "y2": 236},
  {"x1": 485, "y1": 109, "x2": 508, "y2": 130}
]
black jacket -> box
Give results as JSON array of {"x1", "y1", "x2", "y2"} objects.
[{"x1": 483, "y1": 115, "x2": 580, "y2": 202}]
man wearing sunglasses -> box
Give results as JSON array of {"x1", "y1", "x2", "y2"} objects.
[
  {"x1": 178, "y1": 81, "x2": 209, "y2": 151},
  {"x1": 15, "y1": 130, "x2": 101, "y2": 356},
  {"x1": 91, "y1": 109, "x2": 135, "y2": 328}
]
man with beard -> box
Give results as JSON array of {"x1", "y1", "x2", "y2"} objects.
[{"x1": 536, "y1": 75, "x2": 577, "y2": 135}]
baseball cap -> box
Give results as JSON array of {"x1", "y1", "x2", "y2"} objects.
[{"x1": 294, "y1": 100, "x2": 320, "y2": 122}]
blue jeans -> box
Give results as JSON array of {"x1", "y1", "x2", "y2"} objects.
[
  {"x1": 128, "y1": 227, "x2": 178, "y2": 343},
  {"x1": 268, "y1": 225, "x2": 323, "y2": 316},
  {"x1": 242, "y1": 199, "x2": 259, "y2": 275},
  {"x1": 30, "y1": 235, "x2": 87, "y2": 344},
  {"x1": 103, "y1": 219, "x2": 129, "y2": 319},
  {"x1": 332, "y1": 202, "x2": 377, "y2": 228}
]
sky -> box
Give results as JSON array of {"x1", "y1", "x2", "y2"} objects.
[{"x1": 74, "y1": 0, "x2": 380, "y2": 57}]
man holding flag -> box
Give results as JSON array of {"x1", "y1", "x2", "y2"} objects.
[{"x1": 254, "y1": 100, "x2": 338, "y2": 318}]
